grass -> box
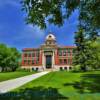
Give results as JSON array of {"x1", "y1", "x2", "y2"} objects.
[
  {"x1": 0, "y1": 71, "x2": 36, "y2": 82},
  {"x1": 0, "y1": 71, "x2": 100, "y2": 100}
]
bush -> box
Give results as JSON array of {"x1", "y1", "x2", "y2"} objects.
[
  {"x1": 72, "y1": 65, "x2": 80, "y2": 72},
  {"x1": 16, "y1": 68, "x2": 30, "y2": 72}
]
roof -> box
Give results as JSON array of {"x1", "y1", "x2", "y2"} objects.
[
  {"x1": 22, "y1": 48, "x2": 39, "y2": 51},
  {"x1": 58, "y1": 46, "x2": 76, "y2": 48},
  {"x1": 22, "y1": 46, "x2": 76, "y2": 51}
]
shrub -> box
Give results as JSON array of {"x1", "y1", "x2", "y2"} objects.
[{"x1": 72, "y1": 65, "x2": 80, "y2": 72}]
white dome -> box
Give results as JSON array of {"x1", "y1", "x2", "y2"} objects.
[{"x1": 46, "y1": 34, "x2": 56, "y2": 40}]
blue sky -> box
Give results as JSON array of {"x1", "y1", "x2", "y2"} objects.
[{"x1": 0, "y1": 0, "x2": 79, "y2": 51}]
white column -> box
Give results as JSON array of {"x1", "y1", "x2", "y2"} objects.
[
  {"x1": 52, "y1": 50, "x2": 55, "y2": 69},
  {"x1": 67, "y1": 66, "x2": 69, "y2": 71},
  {"x1": 42, "y1": 51, "x2": 45, "y2": 70}
]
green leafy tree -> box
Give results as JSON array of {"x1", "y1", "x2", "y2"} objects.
[
  {"x1": 21, "y1": 0, "x2": 100, "y2": 29},
  {"x1": 0, "y1": 44, "x2": 20, "y2": 72},
  {"x1": 89, "y1": 37, "x2": 100, "y2": 69},
  {"x1": 21, "y1": 0, "x2": 80, "y2": 29},
  {"x1": 22, "y1": 0, "x2": 100, "y2": 71}
]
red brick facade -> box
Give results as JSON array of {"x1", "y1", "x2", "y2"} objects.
[{"x1": 21, "y1": 34, "x2": 75, "y2": 71}]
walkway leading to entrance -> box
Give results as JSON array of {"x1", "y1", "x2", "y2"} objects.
[{"x1": 0, "y1": 71, "x2": 49, "y2": 94}]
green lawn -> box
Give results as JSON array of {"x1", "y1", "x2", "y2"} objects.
[
  {"x1": 0, "y1": 71, "x2": 100, "y2": 100},
  {"x1": 0, "y1": 71, "x2": 36, "y2": 82}
]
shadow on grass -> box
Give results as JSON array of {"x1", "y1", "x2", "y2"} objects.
[
  {"x1": 0, "y1": 86, "x2": 68, "y2": 100},
  {"x1": 64, "y1": 73, "x2": 100, "y2": 94}
]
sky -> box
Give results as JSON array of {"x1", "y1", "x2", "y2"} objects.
[{"x1": 0, "y1": 0, "x2": 79, "y2": 51}]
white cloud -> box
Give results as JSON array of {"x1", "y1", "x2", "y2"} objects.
[
  {"x1": 24, "y1": 25, "x2": 45, "y2": 39},
  {"x1": 15, "y1": 24, "x2": 45, "y2": 41}
]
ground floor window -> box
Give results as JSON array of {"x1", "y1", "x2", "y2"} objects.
[{"x1": 64, "y1": 67, "x2": 67, "y2": 70}]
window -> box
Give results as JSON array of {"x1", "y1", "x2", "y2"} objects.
[
  {"x1": 35, "y1": 57, "x2": 39, "y2": 64},
  {"x1": 32, "y1": 53, "x2": 35, "y2": 57},
  {"x1": 64, "y1": 67, "x2": 67, "y2": 70},
  {"x1": 36, "y1": 51, "x2": 39, "y2": 57},
  {"x1": 28, "y1": 60, "x2": 30, "y2": 64},
  {"x1": 63, "y1": 50, "x2": 66, "y2": 56},
  {"x1": 36, "y1": 57, "x2": 39, "y2": 61},
  {"x1": 24, "y1": 53, "x2": 27, "y2": 57},
  {"x1": 58, "y1": 49, "x2": 67, "y2": 56},
  {"x1": 64, "y1": 59, "x2": 67, "y2": 64},
  {"x1": 70, "y1": 59, "x2": 72, "y2": 64},
  {"x1": 24, "y1": 60, "x2": 27, "y2": 64},
  {"x1": 68, "y1": 59, "x2": 70, "y2": 64},
  {"x1": 28, "y1": 53, "x2": 31, "y2": 57},
  {"x1": 49, "y1": 41, "x2": 51, "y2": 44},
  {"x1": 69, "y1": 67, "x2": 72, "y2": 70},
  {"x1": 32, "y1": 60, "x2": 34, "y2": 64},
  {"x1": 60, "y1": 67, "x2": 63, "y2": 71},
  {"x1": 59, "y1": 59, "x2": 62, "y2": 64},
  {"x1": 58, "y1": 50, "x2": 62, "y2": 56},
  {"x1": 67, "y1": 53, "x2": 70, "y2": 56},
  {"x1": 36, "y1": 61, "x2": 39, "y2": 64},
  {"x1": 67, "y1": 49, "x2": 70, "y2": 53},
  {"x1": 36, "y1": 68, "x2": 38, "y2": 71},
  {"x1": 32, "y1": 68, "x2": 34, "y2": 71}
]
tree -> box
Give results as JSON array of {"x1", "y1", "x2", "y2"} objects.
[
  {"x1": 0, "y1": 44, "x2": 20, "y2": 72},
  {"x1": 22, "y1": 0, "x2": 100, "y2": 71},
  {"x1": 0, "y1": 44, "x2": 8, "y2": 71},
  {"x1": 21, "y1": 0, "x2": 100, "y2": 29},
  {"x1": 73, "y1": 31, "x2": 100, "y2": 71},
  {"x1": 73, "y1": 28, "x2": 88, "y2": 71},
  {"x1": 89, "y1": 37, "x2": 100, "y2": 69},
  {"x1": 21, "y1": 0, "x2": 80, "y2": 29}
]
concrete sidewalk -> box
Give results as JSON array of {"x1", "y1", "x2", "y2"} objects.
[{"x1": 0, "y1": 71, "x2": 49, "y2": 93}]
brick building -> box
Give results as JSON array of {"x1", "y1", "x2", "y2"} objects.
[{"x1": 21, "y1": 33, "x2": 75, "y2": 71}]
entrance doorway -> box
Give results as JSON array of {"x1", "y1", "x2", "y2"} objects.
[{"x1": 46, "y1": 55, "x2": 52, "y2": 69}]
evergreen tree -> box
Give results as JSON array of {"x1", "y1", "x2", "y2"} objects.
[{"x1": 73, "y1": 28, "x2": 88, "y2": 71}]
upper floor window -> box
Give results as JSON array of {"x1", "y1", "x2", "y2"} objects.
[
  {"x1": 36, "y1": 51, "x2": 40, "y2": 57},
  {"x1": 24, "y1": 53, "x2": 27, "y2": 57},
  {"x1": 63, "y1": 50, "x2": 66, "y2": 56},
  {"x1": 58, "y1": 50, "x2": 62, "y2": 56},
  {"x1": 36, "y1": 57, "x2": 39, "y2": 61},
  {"x1": 67, "y1": 49, "x2": 70, "y2": 53},
  {"x1": 32, "y1": 53, "x2": 35, "y2": 57},
  {"x1": 28, "y1": 53, "x2": 31, "y2": 57}
]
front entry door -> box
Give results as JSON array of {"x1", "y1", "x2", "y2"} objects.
[{"x1": 46, "y1": 55, "x2": 52, "y2": 68}]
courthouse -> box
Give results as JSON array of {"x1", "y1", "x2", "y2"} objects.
[{"x1": 21, "y1": 33, "x2": 75, "y2": 71}]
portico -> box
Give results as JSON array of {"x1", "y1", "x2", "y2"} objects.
[{"x1": 42, "y1": 49, "x2": 55, "y2": 70}]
